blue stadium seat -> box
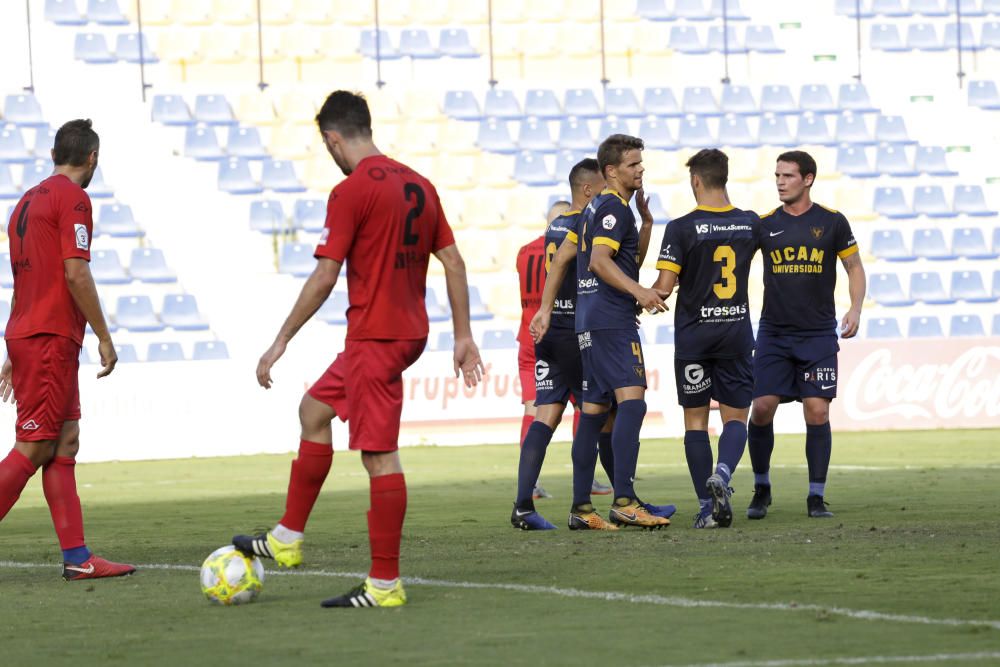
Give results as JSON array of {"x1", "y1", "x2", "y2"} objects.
[
  {"x1": 162, "y1": 294, "x2": 209, "y2": 330},
  {"x1": 678, "y1": 115, "x2": 716, "y2": 147},
  {"x1": 194, "y1": 95, "x2": 237, "y2": 125},
  {"x1": 913, "y1": 185, "x2": 955, "y2": 217},
  {"x1": 758, "y1": 114, "x2": 795, "y2": 146},
  {"x1": 869, "y1": 273, "x2": 914, "y2": 306},
  {"x1": 669, "y1": 26, "x2": 709, "y2": 54},
  {"x1": 598, "y1": 116, "x2": 630, "y2": 138},
  {"x1": 718, "y1": 114, "x2": 758, "y2": 147},
  {"x1": 866, "y1": 317, "x2": 902, "y2": 338},
  {"x1": 554, "y1": 150, "x2": 586, "y2": 180},
  {"x1": 986, "y1": 0, "x2": 1000, "y2": 14},
  {"x1": 911, "y1": 0, "x2": 948, "y2": 15},
  {"x1": 980, "y1": 21, "x2": 1000, "y2": 49},
  {"x1": 655, "y1": 324, "x2": 675, "y2": 344},
  {"x1": 907, "y1": 24, "x2": 945, "y2": 51},
  {"x1": 116, "y1": 33, "x2": 159, "y2": 63},
  {"x1": 676, "y1": 0, "x2": 713, "y2": 20},
  {"x1": 950, "y1": 314, "x2": 985, "y2": 336},
  {"x1": 114, "y1": 343, "x2": 139, "y2": 363},
  {"x1": 524, "y1": 89, "x2": 563, "y2": 120},
  {"x1": 439, "y1": 28, "x2": 478, "y2": 58},
  {"x1": 799, "y1": 84, "x2": 838, "y2": 114},
  {"x1": 115, "y1": 295, "x2": 164, "y2": 332},
  {"x1": 874, "y1": 115, "x2": 915, "y2": 144},
  {"x1": 994, "y1": 312, "x2": 1000, "y2": 335},
  {"x1": 443, "y1": 90, "x2": 481, "y2": 120},
  {"x1": 86, "y1": 165, "x2": 114, "y2": 199},
  {"x1": 193, "y1": 341, "x2": 230, "y2": 360},
  {"x1": 22, "y1": 160, "x2": 53, "y2": 190},
  {"x1": 682, "y1": 86, "x2": 720, "y2": 116},
  {"x1": 32, "y1": 126, "x2": 56, "y2": 158},
  {"x1": 760, "y1": 84, "x2": 797, "y2": 115},
  {"x1": 75, "y1": 33, "x2": 117, "y2": 64},
  {"x1": 147, "y1": 342, "x2": 185, "y2": 363},
  {"x1": 914, "y1": 146, "x2": 958, "y2": 176},
  {"x1": 227, "y1": 126, "x2": 268, "y2": 160},
  {"x1": 518, "y1": 117, "x2": 556, "y2": 152},
  {"x1": 98, "y1": 203, "x2": 142, "y2": 237},
  {"x1": 948, "y1": 0, "x2": 986, "y2": 16},
  {"x1": 875, "y1": 145, "x2": 918, "y2": 177},
  {"x1": 910, "y1": 271, "x2": 955, "y2": 304},
  {"x1": 91, "y1": 249, "x2": 131, "y2": 284},
  {"x1": 746, "y1": 25, "x2": 783, "y2": 53},
  {"x1": 639, "y1": 117, "x2": 677, "y2": 149},
  {"x1": 995, "y1": 228, "x2": 1000, "y2": 255},
  {"x1": 643, "y1": 88, "x2": 682, "y2": 117},
  {"x1": 485, "y1": 89, "x2": 523, "y2": 119},
  {"x1": 0, "y1": 127, "x2": 32, "y2": 163},
  {"x1": 637, "y1": 0, "x2": 677, "y2": 20},
  {"x1": 0, "y1": 167, "x2": 18, "y2": 198},
  {"x1": 129, "y1": 247, "x2": 176, "y2": 283},
  {"x1": 912, "y1": 228, "x2": 956, "y2": 260},
  {"x1": 605, "y1": 88, "x2": 643, "y2": 118},
  {"x1": 968, "y1": 80, "x2": 1000, "y2": 109},
  {"x1": 952, "y1": 270, "x2": 996, "y2": 302},
  {"x1": 434, "y1": 331, "x2": 454, "y2": 351},
  {"x1": 873, "y1": 186, "x2": 915, "y2": 218},
  {"x1": 908, "y1": 315, "x2": 944, "y2": 337},
  {"x1": 564, "y1": 89, "x2": 603, "y2": 119},
  {"x1": 481, "y1": 329, "x2": 517, "y2": 349},
  {"x1": 152, "y1": 95, "x2": 194, "y2": 126},
  {"x1": 835, "y1": 112, "x2": 875, "y2": 145},
  {"x1": 836, "y1": 146, "x2": 878, "y2": 178},
  {"x1": 646, "y1": 192, "x2": 670, "y2": 224},
  {"x1": 871, "y1": 229, "x2": 914, "y2": 261},
  {"x1": 838, "y1": 83, "x2": 878, "y2": 113},
  {"x1": 720, "y1": 85, "x2": 757, "y2": 114},
  {"x1": 294, "y1": 199, "x2": 326, "y2": 232},
  {"x1": 249, "y1": 199, "x2": 285, "y2": 232},
  {"x1": 952, "y1": 227, "x2": 997, "y2": 259},
  {"x1": 316, "y1": 291, "x2": 348, "y2": 324},
  {"x1": 477, "y1": 118, "x2": 517, "y2": 153},
  {"x1": 943, "y1": 23, "x2": 978, "y2": 51},
  {"x1": 872, "y1": 0, "x2": 911, "y2": 16},
  {"x1": 707, "y1": 26, "x2": 747, "y2": 54},
  {"x1": 469, "y1": 286, "x2": 493, "y2": 320},
  {"x1": 3, "y1": 94, "x2": 45, "y2": 127},
  {"x1": 557, "y1": 118, "x2": 595, "y2": 151},
  {"x1": 399, "y1": 29, "x2": 438, "y2": 58},
  {"x1": 262, "y1": 159, "x2": 305, "y2": 193},
  {"x1": 87, "y1": 0, "x2": 128, "y2": 24},
  {"x1": 0, "y1": 300, "x2": 10, "y2": 337},
  {"x1": 513, "y1": 151, "x2": 558, "y2": 186},
  {"x1": 0, "y1": 252, "x2": 12, "y2": 288},
  {"x1": 360, "y1": 29, "x2": 401, "y2": 59},
  {"x1": 711, "y1": 0, "x2": 750, "y2": 19},
  {"x1": 796, "y1": 114, "x2": 835, "y2": 146},
  {"x1": 870, "y1": 23, "x2": 908, "y2": 51},
  {"x1": 835, "y1": 0, "x2": 875, "y2": 17},
  {"x1": 425, "y1": 287, "x2": 451, "y2": 322},
  {"x1": 184, "y1": 126, "x2": 225, "y2": 161},
  {"x1": 46, "y1": 0, "x2": 87, "y2": 25},
  {"x1": 279, "y1": 242, "x2": 316, "y2": 277},
  {"x1": 953, "y1": 185, "x2": 996, "y2": 216}
]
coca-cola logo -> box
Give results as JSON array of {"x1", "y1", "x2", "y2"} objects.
[{"x1": 844, "y1": 346, "x2": 1000, "y2": 421}]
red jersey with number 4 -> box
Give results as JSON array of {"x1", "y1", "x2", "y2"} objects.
[
  {"x1": 516, "y1": 235, "x2": 546, "y2": 346},
  {"x1": 315, "y1": 154, "x2": 455, "y2": 341},
  {"x1": 6, "y1": 174, "x2": 93, "y2": 346}
]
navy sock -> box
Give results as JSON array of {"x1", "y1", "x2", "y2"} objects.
[
  {"x1": 516, "y1": 422, "x2": 554, "y2": 509},
  {"x1": 611, "y1": 400, "x2": 646, "y2": 500},
  {"x1": 684, "y1": 430, "x2": 713, "y2": 501},
  {"x1": 62, "y1": 545, "x2": 91, "y2": 565},
  {"x1": 805, "y1": 422, "x2": 832, "y2": 497},
  {"x1": 571, "y1": 412, "x2": 607, "y2": 507},
  {"x1": 716, "y1": 420, "x2": 748, "y2": 485},
  {"x1": 597, "y1": 431, "x2": 614, "y2": 483},
  {"x1": 747, "y1": 421, "x2": 774, "y2": 485}
]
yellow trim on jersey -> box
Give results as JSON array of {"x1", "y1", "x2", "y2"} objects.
[
  {"x1": 695, "y1": 204, "x2": 735, "y2": 213},
  {"x1": 759, "y1": 207, "x2": 779, "y2": 219},
  {"x1": 558, "y1": 209, "x2": 582, "y2": 217},
  {"x1": 817, "y1": 203, "x2": 840, "y2": 214},
  {"x1": 600, "y1": 188, "x2": 629, "y2": 207},
  {"x1": 565, "y1": 231, "x2": 578, "y2": 244},
  {"x1": 837, "y1": 244, "x2": 859, "y2": 259},
  {"x1": 656, "y1": 260, "x2": 682, "y2": 274},
  {"x1": 593, "y1": 237, "x2": 621, "y2": 252}
]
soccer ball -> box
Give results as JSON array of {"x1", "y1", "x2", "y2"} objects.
[{"x1": 200, "y1": 545, "x2": 265, "y2": 606}]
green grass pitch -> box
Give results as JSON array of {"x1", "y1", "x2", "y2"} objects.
[{"x1": 2, "y1": 429, "x2": 1000, "y2": 666}]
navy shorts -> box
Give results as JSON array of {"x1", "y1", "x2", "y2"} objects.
[
  {"x1": 674, "y1": 353, "x2": 753, "y2": 409},
  {"x1": 579, "y1": 328, "x2": 646, "y2": 404},
  {"x1": 752, "y1": 331, "x2": 840, "y2": 403},
  {"x1": 534, "y1": 327, "x2": 583, "y2": 406}
]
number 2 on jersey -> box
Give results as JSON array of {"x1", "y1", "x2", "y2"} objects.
[
  {"x1": 713, "y1": 245, "x2": 736, "y2": 299},
  {"x1": 403, "y1": 182, "x2": 425, "y2": 246}
]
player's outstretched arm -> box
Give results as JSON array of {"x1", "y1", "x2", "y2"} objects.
[
  {"x1": 64, "y1": 258, "x2": 117, "y2": 379},
  {"x1": 840, "y1": 252, "x2": 866, "y2": 338},
  {"x1": 530, "y1": 237, "x2": 575, "y2": 343},
  {"x1": 589, "y1": 245, "x2": 669, "y2": 314},
  {"x1": 434, "y1": 243, "x2": 485, "y2": 387},
  {"x1": 257, "y1": 257, "x2": 341, "y2": 389},
  {"x1": 635, "y1": 188, "x2": 655, "y2": 266}
]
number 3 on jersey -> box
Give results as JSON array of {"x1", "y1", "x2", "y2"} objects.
[
  {"x1": 403, "y1": 182, "x2": 424, "y2": 246},
  {"x1": 713, "y1": 245, "x2": 736, "y2": 299}
]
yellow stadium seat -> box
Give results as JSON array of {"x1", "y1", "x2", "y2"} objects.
[
  {"x1": 317, "y1": 28, "x2": 365, "y2": 63},
  {"x1": 280, "y1": 28, "x2": 325, "y2": 64},
  {"x1": 518, "y1": 27, "x2": 560, "y2": 59},
  {"x1": 366, "y1": 89, "x2": 402, "y2": 125},
  {"x1": 213, "y1": 0, "x2": 254, "y2": 25},
  {"x1": 633, "y1": 22, "x2": 671, "y2": 55},
  {"x1": 374, "y1": 0, "x2": 411, "y2": 25},
  {"x1": 276, "y1": 91, "x2": 319, "y2": 124},
  {"x1": 261, "y1": 0, "x2": 294, "y2": 25},
  {"x1": 606, "y1": 0, "x2": 640, "y2": 22},
  {"x1": 400, "y1": 91, "x2": 443, "y2": 122},
  {"x1": 457, "y1": 190, "x2": 503, "y2": 228},
  {"x1": 395, "y1": 120, "x2": 440, "y2": 156},
  {"x1": 238, "y1": 92, "x2": 279, "y2": 126},
  {"x1": 642, "y1": 150, "x2": 687, "y2": 185},
  {"x1": 172, "y1": 0, "x2": 214, "y2": 26},
  {"x1": 158, "y1": 31, "x2": 203, "y2": 64},
  {"x1": 561, "y1": 23, "x2": 602, "y2": 58},
  {"x1": 600, "y1": 23, "x2": 637, "y2": 57},
  {"x1": 270, "y1": 124, "x2": 316, "y2": 160},
  {"x1": 456, "y1": 231, "x2": 503, "y2": 273},
  {"x1": 504, "y1": 190, "x2": 547, "y2": 228},
  {"x1": 432, "y1": 154, "x2": 477, "y2": 190},
  {"x1": 438, "y1": 192, "x2": 467, "y2": 230},
  {"x1": 201, "y1": 30, "x2": 244, "y2": 64},
  {"x1": 410, "y1": 0, "x2": 452, "y2": 24},
  {"x1": 834, "y1": 184, "x2": 878, "y2": 222},
  {"x1": 750, "y1": 189, "x2": 780, "y2": 217},
  {"x1": 331, "y1": 0, "x2": 374, "y2": 25},
  {"x1": 493, "y1": 0, "x2": 527, "y2": 24},
  {"x1": 240, "y1": 30, "x2": 284, "y2": 64},
  {"x1": 303, "y1": 154, "x2": 345, "y2": 193},
  {"x1": 473, "y1": 153, "x2": 517, "y2": 189},
  {"x1": 127, "y1": 0, "x2": 172, "y2": 25},
  {"x1": 525, "y1": 0, "x2": 572, "y2": 22},
  {"x1": 728, "y1": 149, "x2": 772, "y2": 184},
  {"x1": 294, "y1": 0, "x2": 336, "y2": 23},
  {"x1": 434, "y1": 121, "x2": 479, "y2": 156}
]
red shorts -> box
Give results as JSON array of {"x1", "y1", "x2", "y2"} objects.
[
  {"x1": 308, "y1": 338, "x2": 426, "y2": 452},
  {"x1": 6, "y1": 334, "x2": 81, "y2": 442},
  {"x1": 518, "y1": 342, "x2": 536, "y2": 404}
]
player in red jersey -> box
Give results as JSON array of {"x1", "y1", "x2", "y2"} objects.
[
  {"x1": 0, "y1": 119, "x2": 134, "y2": 580},
  {"x1": 234, "y1": 91, "x2": 484, "y2": 609}
]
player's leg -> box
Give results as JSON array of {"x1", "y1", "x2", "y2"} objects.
[
  {"x1": 706, "y1": 354, "x2": 753, "y2": 527},
  {"x1": 0, "y1": 440, "x2": 53, "y2": 520},
  {"x1": 595, "y1": 408, "x2": 614, "y2": 494},
  {"x1": 795, "y1": 335, "x2": 838, "y2": 518},
  {"x1": 747, "y1": 333, "x2": 795, "y2": 519},
  {"x1": 512, "y1": 401, "x2": 564, "y2": 530},
  {"x1": 676, "y1": 358, "x2": 715, "y2": 527},
  {"x1": 567, "y1": 400, "x2": 618, "y2": 530}
]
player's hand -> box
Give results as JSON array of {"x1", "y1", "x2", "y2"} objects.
[
  {"x1": 0, "y1": 358, "x2": 14, "y2": 403},
  {"x1": 453, "y1": 336, "x2": 485, "y2": 388},
  {"x1": 529, "y1": 309, "x2": 551, "y2": 344},
  {"x1": 635, "y1": 287, "x2": 669, "y2": 314},
  {"x1": 257, "y1": 338, "x2": 287, "y2": 389},
  {"x1": 840, "y1": 308, "x2": 861, "y2": 339},
  {"x1": 635, "y1": 187, "x2": 653, "y2": 224},
  {"x1": 96, "y1": 339, "x2": 117, "y2": 379}
]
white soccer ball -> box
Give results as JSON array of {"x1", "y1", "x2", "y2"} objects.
[{"x1": 199, "y1": 545, "x2": 265, "y2": 606}]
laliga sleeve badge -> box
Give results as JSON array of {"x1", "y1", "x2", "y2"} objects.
[
  {"x1": 319, "y1": 227, "x2": 330, "y2": 244},
  {"x1": 602, "y1": 214, "x2": 616, "y2": 230},
  {"x1": 74, "y1": 224, "x2": 90, "y2": 250}
]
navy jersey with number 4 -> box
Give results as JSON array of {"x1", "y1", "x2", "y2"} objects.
[
  {"x1": 546, "y1": 208, "x2": 582, "y2": 330},
  {"x1": 575, "y1": 190, "x2": 640, "y2": 333},
  {"x1": 758, "y1": 203, "x2": 858, "y2": 336},
  {"x1": 656, "y1": 205, "x2": 759, "y2": 359}
]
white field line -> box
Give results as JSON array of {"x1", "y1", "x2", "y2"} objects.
[
  {"x1": 662, "y1": 653, "x2": 1000, "y2": 667},
  {"x1": 3, "y1": 560, "x2": 999, "y2": 633}
]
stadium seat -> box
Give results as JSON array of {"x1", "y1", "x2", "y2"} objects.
[
  {"x1": 869, "y1": 273, "x2": 914, "y2": 306},
  {"x1": 399, "y1": 29, "x2": 438, "y2": 59},
  {"x1": 425, "y1": 287, "x2": 451, "y2": 322},
  {"x1": 835, "y1": 0, "x2": 875, "y2": 17},
  {"x1": 114, "y1": 343, "x2": 139, "y2": 363},
  {"x1": 46, "y1": 0, "x2": 87, "y2": 25},
  {"x1": 913, "y1": 185, "x2": 955, "y2": 217},
  {"x1": 31, "y1": 126, "x2": 55, "y2": 158},
  {"x1": 0, "y1": 127, "x2": 32, "y2": 164},
  {"x1": 866, "y1": 317, "x2": 902, "y2": 338},
  {"x1": 952, "y1": 227, "x2": 997, "y2": 259},
  {"x1": 643, "y1": 88, "x2": 682, "y2": 117},
  {"x1": 0, "y1": 300, "x2": 9, "y2": 336},
  {"x1": 522, "y1": 90, "x2": 562, "y2": 120},
  {"x1": 943, "y1": 22, "x2": 978, "y2": 51},
  {"x1": 982, "y1": 22, "x2": 1000, "y2": 49},
  {"x1": 835, "y1": 112, "x2": 875, "y2": 145},
  {"x1": 875, "y1": 145, "x2": 918, "y2": 177},
  {"x1": 484, "y1": 89, "x2": 523, "y2": 120},
  {"x1": 873, "y1": 186, "x2": 915, "y2": 218},
  {"x1": 434, "y1": 331, "x2": 455, "y2": 351},
  {"x1": 91, "y1": 249, "x2": 130, "y2": 284},
  {"x1": 481, "y1": 329, "x2": 517, "y2": 349},
  {"x1": 760, "y1": 85, "x2": 797, "y2": 115},
  {"x1": 360, "y1": 29, "x2": 401, "y2": 59},
  {"x1": 22, "y1": 160, "x2": 52, "y2": 190},
  {"x1": 476, "y1": 118, "x2": 517, "y2": 153},
  {"x1": 218, "y1": 158, "x2": 261, "y2": 195},
  {"x1": 249, "y1": 199, "x2": 285, "y2": 233},
  {"x1": 226, "y1": 126, "x2": 268, "y2": 160},
  {"x1": 676, "y1": 0, "x2": 713, "y2": 20},
  {"x1": 0, "y1": 252, "x2": 12, "y2": 288},
  {"x1": 669, "y1": 26, "x2": 709, "y2": 54},
  {"x1": 995, "y1": 227, "x2": 1000, "y2": 255},
  {"x1": 3, "y1": 94, "x2": 45, "y2": 127},
  {"x1": 152, "y1": 95, "x2": 194, "y2": 126},
  {"x1": 443, "y1": 90, "x2": 482, "y2": 120},
  {"x1": 605, "y1": 88, "x2": 643, "y2": 118},
  {"x1": 513, "y1": 151, "x2": 558, "y2": 186},
  {"x1": 557, "y1": 118, "x2": 595, "y2": 151},
  {"x1": 147, "y1": 342, "x2": 185, "y2": 363},
  {"x1": 293, "y1": 199, "x2": 325, "y2": 232},
  {"x1": 678, "y1": 115, "x2": 716, "y2": 147},
  {"x1": 908, "y1": 315, "x2": 944, "y2": 337},
  {"x1": 799, "y1": 84, "x2": 838, "y2": 114},
  {"x1": 98, "y1": 203, "x2": 142, "y2": 237},
  {"x1": 870, "y1": 23, "x2": 908, "y2": 51},
  {"x1": 907, "y1": 24, "x2": 945, "y2": 51},
  {"x1": 261, "y1": 159, "x2": 305, "y2": 193},
  {"x1": 952, "y1": 270, "x2": 996, "y2": 302},
  {"x1": 564, "y1": 89, "x2": 603, "y2": 119},
  {"x1": 711, "y1": 0, "x2": 750, "y2": 19},
  {"x1": 995, "y1": 313, "x2": 1000, "y2": 335},
  {"x1": 184, "y1": 126, "x2": 224, "y2": 161},
  {"x1": 720, "y1": 85, "x2": 757, "y2": 115},
  {"x1": 639, "y1": 117, "x2": 678, "y2": 150},
  {"x1": 194, "y1": 95, "x2": 237, "y2": 126},
  {"x1": 85, "y1": 165, "x2": 113, "y2": 199},
  {"x1": 953, "y1": 185, "x2": 996, "y2": 216},
  {"x1": 115, "y1": 295, "x2": 163, "y2": 332},
  {"x1": 279, "y1": 242, "x2": 315, "y2": 277},
  {"x1": 950, "y1": 314, "x2": 986, "y2": 336},
  {"x1": 948, "y1": 0, "x2": 986, "y2": 16},
  {"x1": 874, "y1": 115, "x2": 915, "y2": 145},
  {"x1": 911, "y1": 0, "x2": 948, "y2": 15},
  {"x1": 439, "y1": 28, "x2": 478, "y2": 58},
  {"x1": 838, "y1": 83, "x2": 878, "y2": 113},
  {"x1": 968, "y1": 80, "x2": 1000, "y2": 109},
  {"x1": 637, "y1": 0, "x2": 677, "y2": 20},
  {"x1": 469, "y1": 285, "x2": 493, "y2": 320},
  {"x1": 914, "y1": 146, "x2": 958, "y2": 176},
  {"x1": 193, "y1": 341, "x2": 229, "y2": 360},
  {"x1": 912, "y1": 228, "x2": 955, "y2": 260},
  {"x1": 116, "y1": 33, "x2": 159, "y2": 63},
  {"x1": 836, "y1": 146, "x2": 878, "y2": 178},
  {"x1": 746, "y1": 25, "x2": 783, "y2": 53},
  {"x1": 0, "y1": 166, "x2": 18, "y2": 199},
  {"x1": 129, "y1": 247, "x2": 176, "y2": 283},
  {"x1": 75, "y1": 33, "x2": 117, "y2": 64},
  {"x1": 599, "y1": 116, "x2": 630, "y2": 138},
  {"x1": 655, "y1": 324, "x2": 675, "y2": 344},
  {"x1": 707, "y1": 26, "x2": 747, "y2": 54},
  {"x1": 872, "y1": 0, "x2": 911, "y2": 17},
  {"x1": 871, "y1": 229, "x2": 914, "y2": 260},
  {"x1": 162, "y1": 294, "x2": 209, "y2": 330},
  {"x1": 796, "y1": 114, "x2": 835, "y2": 146},
  {"x1": 517, "y1": 117, "x2": 557, "y2": 152},
  {"x1": 316, "y1": 291, "x2": 348, "y2": 325},
  {"x1": 718, "y1": 114, "x2": 758, "y2": 147},
  {"x1": 682, "y1": 86, "x2": 720, "y2": 116},
  {"x1": 910, "y1": 271, "x2": 955, "y2": 304},
  {"x1": 758, "y1": 114, "x2": 795, "y2": 146},
  {"x1": 985, "y1": 0, "x2": 1000, "y2": 14}
]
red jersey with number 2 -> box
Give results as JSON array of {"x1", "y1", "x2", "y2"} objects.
[
  {"x1": 516, "y1": 235, "x2": 546, "y2": 346},
  {"x1": 6, "y1": 174, "x2": 93, "y2": 346},
  {"x1": 315, "y1": 155, "x2": 455, "y2": 341}
]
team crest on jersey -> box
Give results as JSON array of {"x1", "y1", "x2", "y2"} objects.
[
  {"x1": 810, "y1": 226, "x2": 825, "y2": 240},
  {"x1": 602, "y1": 214, "x2": 616, "y2": 230},
  {"x1": 633, "y1": 365, "x2": 645, "y2": 379},
  {"x1": 74, "y1": 224, "x2": 89, "y2": 250}
]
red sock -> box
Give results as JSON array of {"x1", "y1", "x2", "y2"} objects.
[
  {"x1": 0, "y1": 449, "x2": 38, "y2": 520},
  {"x1": 42, "y1": 456, "x2": 86, "y2": 550},
  {"x1": 520, "y1": 414, "x2": 532, "y2": 446},
  {"x1": 278, "y1": 440, "x2": 333, "y2": 532},
  {"x1": 367, "y1": 472, "x2": 406, "y2": 580}
]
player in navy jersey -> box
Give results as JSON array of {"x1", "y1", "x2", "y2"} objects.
[
  {"x1": 746, "y1": 151, "x2": 866, "y2": 520},
  {"x1": 652, "y1": 149, "x2": 759, "y2": 529}
]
